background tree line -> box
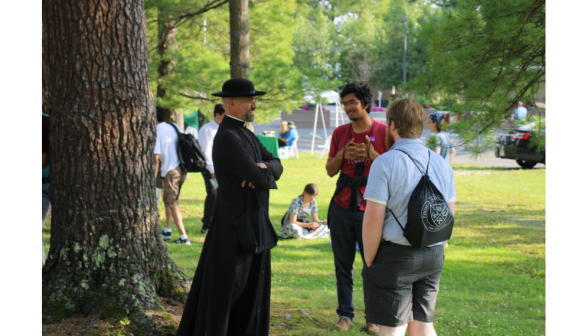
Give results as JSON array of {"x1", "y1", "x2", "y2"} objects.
[{"x1": 146, "y1": 0, "x2": 443, "y2": 121}]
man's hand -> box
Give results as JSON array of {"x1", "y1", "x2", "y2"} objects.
[
  {"x1": 211, "y1": 172, "x2": 216, "y2": 179},
  {"x1": 365, "y1": 135, "x2": 380, "y2": 161},
  {"x1": 241, "y1": 180, "x2": 256, "y2": 189},
  {"x1": 256, "y1": 162, "x2": 267, "y2": 169},
  {"x1": 344, "y1": 139, "x2": 367, "y2": 160}
]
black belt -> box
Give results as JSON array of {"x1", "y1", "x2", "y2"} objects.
[{"x1": 381, "y1": 240, "x2": 442, "y2": 249}]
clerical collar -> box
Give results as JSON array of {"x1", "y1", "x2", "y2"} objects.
[{"x1": 225, "y1": 114, "x2": 246, "y2": 127}]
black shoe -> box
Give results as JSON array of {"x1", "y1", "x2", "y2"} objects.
[
  {"x1": 172, "y1": 237, "x2": 191, "y2": 245},
  {"x1": 201, "y1": 228, "x2": 208, "y2": 234},
  {"x1": 161, "y1": 230, "x2": 172, "y2": 240}
]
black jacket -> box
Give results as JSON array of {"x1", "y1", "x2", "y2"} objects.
[{"x1": 176, "y1": 115, "x2": 283, "y2": 336}]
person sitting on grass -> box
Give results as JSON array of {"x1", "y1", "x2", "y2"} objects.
[
  {"x1": 277, "y1": 183, "x2": 330, "y2": 239},
  {"x1": 428, "y1": 112, "x2": 456, "y2": 162}
]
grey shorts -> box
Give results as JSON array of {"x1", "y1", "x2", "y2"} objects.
[{"x1": 362, "y1": 241, "x2": 444, "y2": 327}]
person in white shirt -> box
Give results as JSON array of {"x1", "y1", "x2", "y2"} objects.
[
  {"x1": 154, "y1": 107, "x2": 190, "y2": 245},
  {"x1": 198, "y1": 104, "x2": 225, "y2": 233},
  {"x1": 514, "y1": 101, "x2": 528, "y2": 122}
]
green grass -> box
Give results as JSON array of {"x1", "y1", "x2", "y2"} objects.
[{"x1": 43, "y1": 154, "x2": 545, "y2": 335}]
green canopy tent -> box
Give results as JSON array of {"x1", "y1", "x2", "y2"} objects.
[{"x1": 184, "y1": 110, "x2": 199, "y2": 130}]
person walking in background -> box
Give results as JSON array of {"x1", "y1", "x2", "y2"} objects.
[
  {"x1": 176, "y1": 78, "x2": 283, "y2": 336},
  {"x1": 362, "y1": 98, "x2": 456, "y2": 336},
  {"x1": 154, "y1": 107, "x2": 190, "y2": 245},
  {"x1": 277, "y1": 183, "x2": 330, "y2": 239},
  {"x1": 325, "y1": 82, "x2": 388, "y2": 334},
  {"x1": 42, "y1": 113, "x2": 50, "y2": 267},
  {"x1": 514, "y1": 101, "x2": 528, "y2": 124},
  {"x1": 277, "y1": 121, "x2": 298, "y2": 148},
  {"x1": 197, "y1": 104, "x2": 225, "y2": 234},
  {"x1": 427, "y1": 112, "x2": 456, "y2": 162}
]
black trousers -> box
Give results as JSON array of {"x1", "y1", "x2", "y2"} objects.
[
  {"x1": 329, "y1": 201, "x2": 366, "y2": 320},
  {"x1": 278, "y1": 139, "x2": 287, "y2": 147},
  {"x1": 201, "y1": 172, "x2": 218, "y2": 231}
]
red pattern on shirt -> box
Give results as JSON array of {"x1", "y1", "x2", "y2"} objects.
[{"x1": 328, "y1": 120, "x2": 388, "y2": 211}]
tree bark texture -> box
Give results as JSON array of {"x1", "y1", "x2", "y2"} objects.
[
  {"x1": 155, "y1": 11, "x2": 184, "y2": 131},
  {"x1": 229, "y1": 0, "x2": 249, "y2": 79},
  {"x1": 42, "y1": 0, "x2": 189, "y2": 333}
]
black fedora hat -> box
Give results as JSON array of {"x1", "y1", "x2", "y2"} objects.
[{"x1": 212, "y1": 78, "x2": 266, "y2": 97}]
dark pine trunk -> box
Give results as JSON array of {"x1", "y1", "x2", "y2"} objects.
[
  {"x1": 42, "y1": 0, "x2": 189, "y2": 333},
  {"x1": 155, "y1": 10, "x2": 184, "y2": 130}
]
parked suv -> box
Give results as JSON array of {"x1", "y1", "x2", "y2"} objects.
[{"x1": 495, "y1": 123, "x2": 545, "y2": 169}]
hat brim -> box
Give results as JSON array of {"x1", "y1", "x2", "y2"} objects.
[{"x1": 211, "y1": 91, "x2": 266, "y2": 97}]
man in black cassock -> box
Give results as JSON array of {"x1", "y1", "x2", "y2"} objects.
[{"x1": 176, "y1": 78, "x2": 283, "y2": 336}]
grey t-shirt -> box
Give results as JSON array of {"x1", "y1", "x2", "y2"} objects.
[
  {"x1": 364, "y1": 138, "x2": 456, "y2": 246},
  {"x1": 435, "y1": 132, "x2": 454, "y2": 162}
]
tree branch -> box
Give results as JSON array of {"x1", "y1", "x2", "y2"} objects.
[{"x1": 178, "y1": 92, "x2": 213, "y2": 101}]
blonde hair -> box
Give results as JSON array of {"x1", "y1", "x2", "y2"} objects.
[
  {"x1": 280, "y1": 121, "x2": 288, "y2": 134},
  {"x1": 386, "y1": 98, "x2": 426, "y2": 138}
]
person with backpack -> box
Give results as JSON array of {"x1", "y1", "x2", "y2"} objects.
[
  {"x1": 154, "y1": 107, "x2": 190, "y2": 245},
  {"x1": 362, "y1": 98, "x2": 456, "y2": 336}
]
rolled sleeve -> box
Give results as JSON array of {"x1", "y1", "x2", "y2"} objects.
[{"x1": 364, "y1": 197, "x2": 387, "y2": 206}]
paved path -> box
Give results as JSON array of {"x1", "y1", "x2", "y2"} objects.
[{"x1": 253, "y1": 108, "x2": 546, "y2": 169}]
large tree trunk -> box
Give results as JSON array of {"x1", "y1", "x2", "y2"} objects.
[
  {"x1": 229, "y1": 0, "x2": 249, "y2": 79},
  {"x1": 156, "y1": 11, "x2": 184, "y2": 131},
  {"x1": 42, "y1": 1, "x2": 189, "y2": 333}
]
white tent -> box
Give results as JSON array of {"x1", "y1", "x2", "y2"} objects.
[
  {"x1": 306, "y1": 91, "x2": 347, "y2": 156},
  {"x1": 303, "y1": 90, "x2": 340, "y2": 104}
]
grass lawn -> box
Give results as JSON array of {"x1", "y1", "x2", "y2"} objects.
[{"x1": 43, "y1": 154, "x2": 545, "y2": 335}]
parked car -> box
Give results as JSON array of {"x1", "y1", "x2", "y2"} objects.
[{"x1": 495, "y1": 123, "x2": 545, "y2": 169}]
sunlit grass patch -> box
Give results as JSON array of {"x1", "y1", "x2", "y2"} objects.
[{"x1": 42, "y1": 155, "x2": 545, "y2": 335}]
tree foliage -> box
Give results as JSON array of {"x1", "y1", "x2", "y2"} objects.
[
  {"x1": 291, "y1": 5, "x2": 341, "y2": 104},
  {"x1": 146, "y1": 0, "x2": 304, "y2": 122},
  {"x1": 292, "y1": 0, "x2": 439, "y2": 100},
  {"x1": 408, "y1": 0, "x2": 545, "y2": 154},
  {"x1": 142, "y1": 0, "x2": 447, "y2": 120}
]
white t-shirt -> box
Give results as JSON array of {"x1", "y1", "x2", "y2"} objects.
[
  {"x1": 198, "y1": 120, "x2": 219, "y2": 174},
  {"x1": 154, "y1": 123, "x2": 180, "y2": 177}
]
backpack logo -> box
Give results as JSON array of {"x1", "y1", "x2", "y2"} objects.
[{"x1": 421, "y1": 195, "x2": 452, "y2": 232}]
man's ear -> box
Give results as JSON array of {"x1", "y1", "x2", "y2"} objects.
[{"x1": 388, "y1": 120, "x2": 396, "y2": 131}]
